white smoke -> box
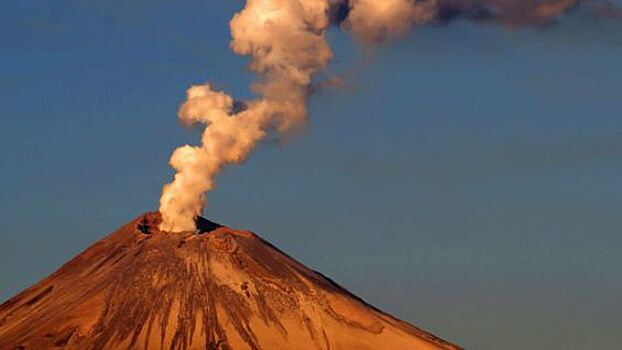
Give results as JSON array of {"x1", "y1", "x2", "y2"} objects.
[
  {"x1": 159, "y1": 0, "x2": 334, "y2": 232},
  {"x1": 159, "y1": 0, "x2": 618, "y2": 232}
]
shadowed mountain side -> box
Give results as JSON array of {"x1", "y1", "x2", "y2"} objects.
[{"x1": 0, "y1": 212, "x2": 461, "y2": 350}]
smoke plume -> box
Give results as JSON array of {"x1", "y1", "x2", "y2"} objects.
[
  {"x1": 159, "y1": 0, "x2": 619, "y2": 232},
  {"x1": 159, "y1": 0, "x2": 334, "y2": 232}
]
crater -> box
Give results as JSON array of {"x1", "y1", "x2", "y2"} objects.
[{"x1": 135, "y1": 212, "x2": 222, "y2": 235}]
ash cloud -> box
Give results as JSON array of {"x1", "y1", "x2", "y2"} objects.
[
  {"x1": 159, "y1": 0, "x2": 621, "y2": 232},
  {"x1": 337, "y1": 0, "x2": 620, "y2": 41},
  {"x1": 435, "y1": 0, "x2": 581, "y2": 26}
]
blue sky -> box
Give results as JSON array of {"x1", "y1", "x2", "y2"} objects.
[{"x1": 1, "y1": 1, "x2": 621, "y2": 349}]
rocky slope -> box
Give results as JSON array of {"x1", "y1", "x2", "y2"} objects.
[{"x1": 0, "y1": 212, "x2": 461, "y2": 350}]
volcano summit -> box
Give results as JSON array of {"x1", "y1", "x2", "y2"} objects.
[{"x1": 0, "y1": 213, "x2": 461, "y2": 350}]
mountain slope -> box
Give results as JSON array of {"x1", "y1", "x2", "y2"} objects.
[{"x1": 0, "y1": 212, "x2": 461, "y2": 350}]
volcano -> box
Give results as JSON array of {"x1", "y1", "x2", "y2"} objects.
[{"x1": 0, "y1": 212, "x2": 461, "y2": 350}]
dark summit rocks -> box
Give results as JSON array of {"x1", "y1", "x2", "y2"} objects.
[
  {"x1": 195, "y1": 216, "x2": 222, "y2": 234},
  {"x1": 136, "y1": 213, "x2": 221, "y2": 235},
  {"x1": 137, "y1": 217, "x2": 151, "y2": 234}
]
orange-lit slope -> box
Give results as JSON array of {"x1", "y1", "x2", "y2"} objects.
[{"x1": 0, "y1": 213, "x2": 461, "y2": 350}]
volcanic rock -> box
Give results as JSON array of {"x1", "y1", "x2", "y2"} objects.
[{"x1": 0, "y1": 212, "x2": 461, "y2": 350}]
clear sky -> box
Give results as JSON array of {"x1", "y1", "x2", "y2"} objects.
[{"x1": 1, "y1": 1, "x2": 621, "y2": 349}]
